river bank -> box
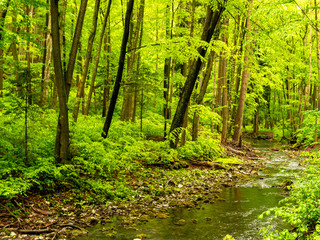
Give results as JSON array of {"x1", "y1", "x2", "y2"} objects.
[
  {"x1": 0, "y1": 140, "x2": 292, "y2": 240},
  {"x1": 0, "y1": 140, "x2": 263, "y2": 239}
]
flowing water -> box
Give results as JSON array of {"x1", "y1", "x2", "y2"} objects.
[{"x1": 77, "y1": 140, "x2": 303, "y2": 240}]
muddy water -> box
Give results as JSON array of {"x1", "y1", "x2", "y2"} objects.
[{"x1": 78, "y1": 140, "x2": 303, "y2": 240}]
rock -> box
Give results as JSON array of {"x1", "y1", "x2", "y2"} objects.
[
  {"x1": 174, "y1": 219, "x2": 186, "y2": 226},
  {"x1": 101, "y1": 217, "x2": 112, "y2": 224},
  {"x1": 69, "y1": 229, "x2": 88, "y2": 238},
  {"x1": 88, "y1": 216, "x2": 99, "y2": 225},
  {"x1": 279, "y1": 179, "x2": 294, "y2": 189},
  {"x1": 157, "y1": 213, "x2": 169, "y2": 219},
  {"x1": 139, "y1": 215, "x2": 149, "y2": 222},
  {"x1": 135, "y1": 233, "x2": 148, "y2": 239}
]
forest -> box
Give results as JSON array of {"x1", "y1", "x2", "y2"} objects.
[{"x1": 2, "y1": 0, "x2": 320, "y2": 239}]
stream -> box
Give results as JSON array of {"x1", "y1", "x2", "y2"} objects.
[{"x1": 77, "y1": 140, "x2": 304, "y2": 240}]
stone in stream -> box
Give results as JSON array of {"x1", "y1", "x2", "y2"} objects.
[{"x1": 174, "y1": 219, "x2": 186, "y2": 226}]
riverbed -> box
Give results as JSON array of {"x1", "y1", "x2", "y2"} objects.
[{"x1": 77, "y1": 140, "x2": 303, "y2": 240}]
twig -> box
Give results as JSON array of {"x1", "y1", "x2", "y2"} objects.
[
  {"x1": 0, "y1": 203, "x2": 22, "y2": 223},
  {"x1": 58, "y1": 223, "x2": 82, "y2": 230},
  {"x1": 18, "y1": 228, "x2": 54, "y2": 234}
]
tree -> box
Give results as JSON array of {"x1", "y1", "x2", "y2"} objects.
[
  {"x1": 232, "y1": 0, "x2": 253, "y2": 146},
  {"x1": 73, "y1": 0, "x2": 101, "y2": 122},
  {"x1": 102, "y1": 0, "x2": 135, "y2": 138},
  {"x1": 51, "y1": 0, "x2": 88, "y2": 163},
  {"x1": 0, "y1": 0, "x2": 10, "y2": 98},
  {"x1": 84, "y1": 0, "x2": 112, "y2": 116},
  {"x1": 169, "y1": 2, "x2": 226, "y2": 148},
  {"x1": 120, "y1": 0, "x2": 145, "y2": 122}
]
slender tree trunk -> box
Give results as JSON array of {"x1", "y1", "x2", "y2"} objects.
[
  {"x1": 164, "y1": 56, "x2": 171, "y2": 138},
  {"x1": 315, "y1": 0, "x2": 320, "y2": 142},
  {"x1": 102, "y1": 0, "x2": 135, "y2": 138},
  {"x1": 253, "y1": 97, "x2": 259, "y2": 137},
  {"x1": 102, "y1": 20, "x2": 111, "y2": 117},
  {"x1": 40, "y1": 3, "x2": 52, "y2": 106},
  {"x1": 304, "y1": 22, "x2": 312, "y2": 112},
  {"x1": 169, "y1": 3, "x2": 225, "y2": 148},
  {"x1": 51, "y1": 0, "x2": 88, "y2": 163},
  {"x1": 0, "y1": 0, "x2": 10, "y2": 97},
  {"x1": 85, "y1": 0, "x2": 112, "y2": 115},
  {"x1": 121, "y1": 0, "x2": 145, "y2": 122},
  {"x1": 232, "y1": 0, "x2": 253, "y2": 146},
  {"x1": 51, "y1": 0, "x2": 70, "y2": 163},
  {"x1": 26, "y1": 6, "x2": 33, "y2": 105},
  {"x1": 316, "y1": 0, "x2": 320, "y2": 111},
  {"x1": 221, "y1": 20, "x2": 228, "y2": 143},
  {"x1": 73, "y1": 0, "x2": 101, "y2": 122},
  {"x1": 192, "y1": 50, "x2": 215, "y2": 141},
  {"x1": 231, "y1": 20, "x2": 245, "y2": 128},
  {"x1": 211, "y1": 58, "x2": 218, "y2": 133},
  {"x1": 0, "y1": 48, "x2": 3, "y2": 98},
  {"x1": 180, "y1": 0, "x2": 195, "y2": 145}
]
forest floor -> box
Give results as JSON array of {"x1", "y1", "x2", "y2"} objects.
[{"x1": 0, "y1": 138, "x2": 277, "y2": 240}]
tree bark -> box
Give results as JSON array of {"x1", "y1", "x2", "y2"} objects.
[
  {"x1": 221, "y1": 19, "x2": 228, "y2": 143},
  {"x1": 253, "y1": 97, "x2": 259, "y2": 137},
  {"x1": 0, "y1": 0, "x2": 10, "y2": 98},
  {"x1": 51, "y1": 0, "x2": 88, "y2": 163},
  {"x1": 73, "y1": 0, "x2": 101, "y2": 122},
  {"x1": 51, "y1": 0, "x2": 71, "y2": 163},
  {"x1": 192, "y1": 50, "x2": 215, "y2": 141},
  {"x1": 232, "y1": 0, "x2": 253, "y2": 146},
  {"x1": 303, "y1": 22, "x2": 312, "y2": 112},
  {"x1": 102, "y1": 20, "x2": 111, "y2": 117},
  {"x1": 211, "y1": 58, "x2": 218, "y2": 133},
  {"x1": 26, "y1": 6, "x2": 33, "y2": 105},
  {"x1": 84, "y1": 0, "x2": 112, "y2": 116},
  {"x1": 121, "y1": 0, "x2": 145, "y2": 122},
  {"x1": 169, "y1": 3, "x2": 225, "y2": 148},
  {"x1": 40, "y1": 1, "x2": 52, "y2": 106},
  {"x1": 102, "y1": 0, "x2": 135, "y2": 138}
]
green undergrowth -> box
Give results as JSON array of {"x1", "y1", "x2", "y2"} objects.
[
  {"x1": 260, "y1": 150, "x2": 320, "y2": 239},
  {"x1": 0, "y1": 109, "x2": 229, "y2": 202}
]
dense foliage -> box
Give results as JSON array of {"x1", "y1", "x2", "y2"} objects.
[
  {"x1": 0, "y1": 106, "x2": 224, "y2": 199},
  {"x1": 260, "y1": 149, "x2": 320, "y2": 239}
]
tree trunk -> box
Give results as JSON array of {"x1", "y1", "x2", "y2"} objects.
[
  {"x1": 192, "y1": 50, "x2": 215, "y2": 141},
  {"x1": 40, "y1": 2, "x2": 52, "y2": 106},
  {"x1": 26, "y1": 6, "x2": 33, "y2": 105},
  {"x1": 51, "y1": 0, "x2": 70, "y2": 163},
  {"x1": 304, "y1": 22, "x2": 312, "y2": 112},
  {"x1": 0, "y1": 0, "x2": 10, "y2": 97},
  {"x1": 102, "y1": 20, "x2": 111, "y2": 117},
  {"x1": 73, "y1": 0, "x2": 101, "y2": 122},
  {"x1": 51, "y1": 0, "x2": 88, "y2": 163},
  {"x1": 121, "y1": 0, "x2": 145, "y2": 122},
  {"x1": 85, "y1": 0, "x2": 112, "y2": 115},
  {"x1": 232, "y1": 0, "x2": 253, "y2": 146},
  {"x1": 211, "y1": 58, "x2": 218, "y2": 133},
  {"x1": 316, "y1": 0, "x2": 320, "y2": 111},
  {"x1": 169, "y1": 3, "x2": 225, "y2": 148},
  {"x1": 221, "y1": 20, "x2": 228, "y2": 143},
  {"x1": 102, "y1": 0, "x2": 135, "y2": 138},
  {"x1": 253, "y1": 98, "x2": 259, "y2": 137}
]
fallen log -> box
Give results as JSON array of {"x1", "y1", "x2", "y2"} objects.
[{"x1": 226, "y1": 147, "x2": 245, "y2": 156}]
